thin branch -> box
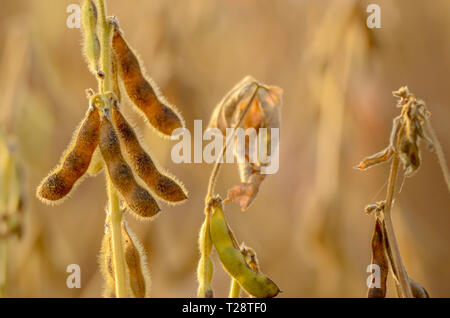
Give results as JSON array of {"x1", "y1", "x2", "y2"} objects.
[
  {"x1": 381, "y1": 155, "x2": 413, "y2": 298},
  {"x1": 206, "y1": 84, "x2": 260, "y2": 202},
  {"x1": 0, "y1": 239, "x2": 7, "y2": 297},
  {"x1": 228, "y1": 278, "x2": 241, "y2": 298}
]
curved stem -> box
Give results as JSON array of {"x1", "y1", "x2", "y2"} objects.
[
  {"x1": 382, "y1": 155, "x2": 413, "y2": 298},
  {"x1": 0, "y1": 239, "x2": 7, "y2": 297},
  {"x1": 228, "y1": 278, "x2": 241, "y2": 298},
  {"x1": 205, "y1": 84, "x2": 260, "y2": 202}
]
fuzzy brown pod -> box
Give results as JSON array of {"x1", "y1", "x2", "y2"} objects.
[
  {"x1": 37, "y1": 106, "x2": 100, "y2": 203},
  {"x1": 367, "y1": 219, "x2": 388, "y2": 298},
  {"x1": 111, "y1": 21, "x2": 184, "y2": 137},
  {"x1": 100, "y1": 218, "x2": 150, "y2": 298},
  {"x1": 209, "y1": 76, "x2": 282, "y2": 211},
  {"x1": 122, "y1": 220, "x2": 151, "y2": 298},
  {"x1": 99, "y1": 226, "x2": 115, "y2": 297},
  {"x1": 98, "y1": 112, "x2": 160, "y2": 219},
  {"x1": 110, "y1": 104, "x2": 187, "y2": 204}
]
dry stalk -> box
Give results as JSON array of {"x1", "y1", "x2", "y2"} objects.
[
  {"x1": 359, "y1": 86, "x2": 444, "y2": 298},
  {"x1": 381, "y1": 155, "x2": 413, "y2": 297},
  {"x1": 205, "y1": 84, "x2": 260, "y2": 202}
]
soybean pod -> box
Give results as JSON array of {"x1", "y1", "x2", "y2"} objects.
[
  {"x1": 99, "y1": 113, "x2": 160, "y2": 219},
  {"x1": 111, "y1": 105, "x2": 187, "y2": 203},
  {"x1": 111, "y1": 23, "x2": 184, "y2": 137},
  {"x1": 37, "y1": 106, "x2": 100, "y2": 203},
  {"x1": 209, "y1": 199, "x2": 280, "y2": 298}
]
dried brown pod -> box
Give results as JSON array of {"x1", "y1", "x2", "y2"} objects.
[
  {"x1": 37, "y1": 106, "x2": 100, "y2": 203},
  {"x1": 409, "y1": 278, "x2": 429, "y2": 298},
  {"x1": 110, "y1": 105, "x2": 187, "y2": 204},
  {"x1": 122, "y1": 220, "x2": 150, "y2": 298},
  {"x1": 111, "y1": 54, "x2": 122, "y2": 103},
  {"x1": 111, "y1": 22, "x2": 184, "y2": 137},
  {"x1": 100, "y1": 218, "x2": 150, "y2": 298},
  {"x1": 367, "y1": 219, "x2": 388, "y2": 298},
  {"x1": 99, "y1": 225, "x2": 115, "y2": 297},
  {"x1": 398, "y1": 137, "x2": 421, "y2": 177},
  {"x1": 99, "y1": 112, "x2": 160, "y2": 219}
]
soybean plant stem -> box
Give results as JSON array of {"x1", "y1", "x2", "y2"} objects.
[
  {"x1": 206, "y1": 84, "x2": 260, "y2": 202},
  {"x1": 229, "y1": 278, "x2": 241, "y2": 298},
  {"x1": 107, "y1": 178, "x2": 127, "y2": 298},
  {"x1": 98, "y1": 0, "x2": 127, "y2": 298},
  {"x1": 0, "y1": 239, "x2": 7, "y2": 297},
  {"x1": 97, "y1": 0, "x2": 112, "y2": 93},
  {"x1": 382, "y1": 155, "x2": 413, "y2": 298}
]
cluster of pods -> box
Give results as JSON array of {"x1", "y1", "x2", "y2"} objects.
[{"x1": 37, "y1": 0, "x2": 188, "y2": 297}]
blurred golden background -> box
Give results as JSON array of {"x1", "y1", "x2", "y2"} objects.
[{"x1": 0, "y1": 0, "x2": 449, "y2": 297}]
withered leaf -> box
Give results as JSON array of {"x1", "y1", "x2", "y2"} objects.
[
  {"x1": 210, "y1": 76, "x2": 282, "y2": 211},
  {"x1": 225, "y1": 174, "x2": 265, "y2": 211},
  {"x1": 356, "y1": 146, "x2": 393, "y2": 170}
]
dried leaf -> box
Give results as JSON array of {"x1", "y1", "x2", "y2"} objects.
[
  {"x1": 225, "y1": 174, "x2": 265, "y2": 211},
  {"x1": 356, "y1": 147, "x2": 393, "y2": 170},
  {"x1": 210, "y1": 77, "x2": 282, "y2": 211}
]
